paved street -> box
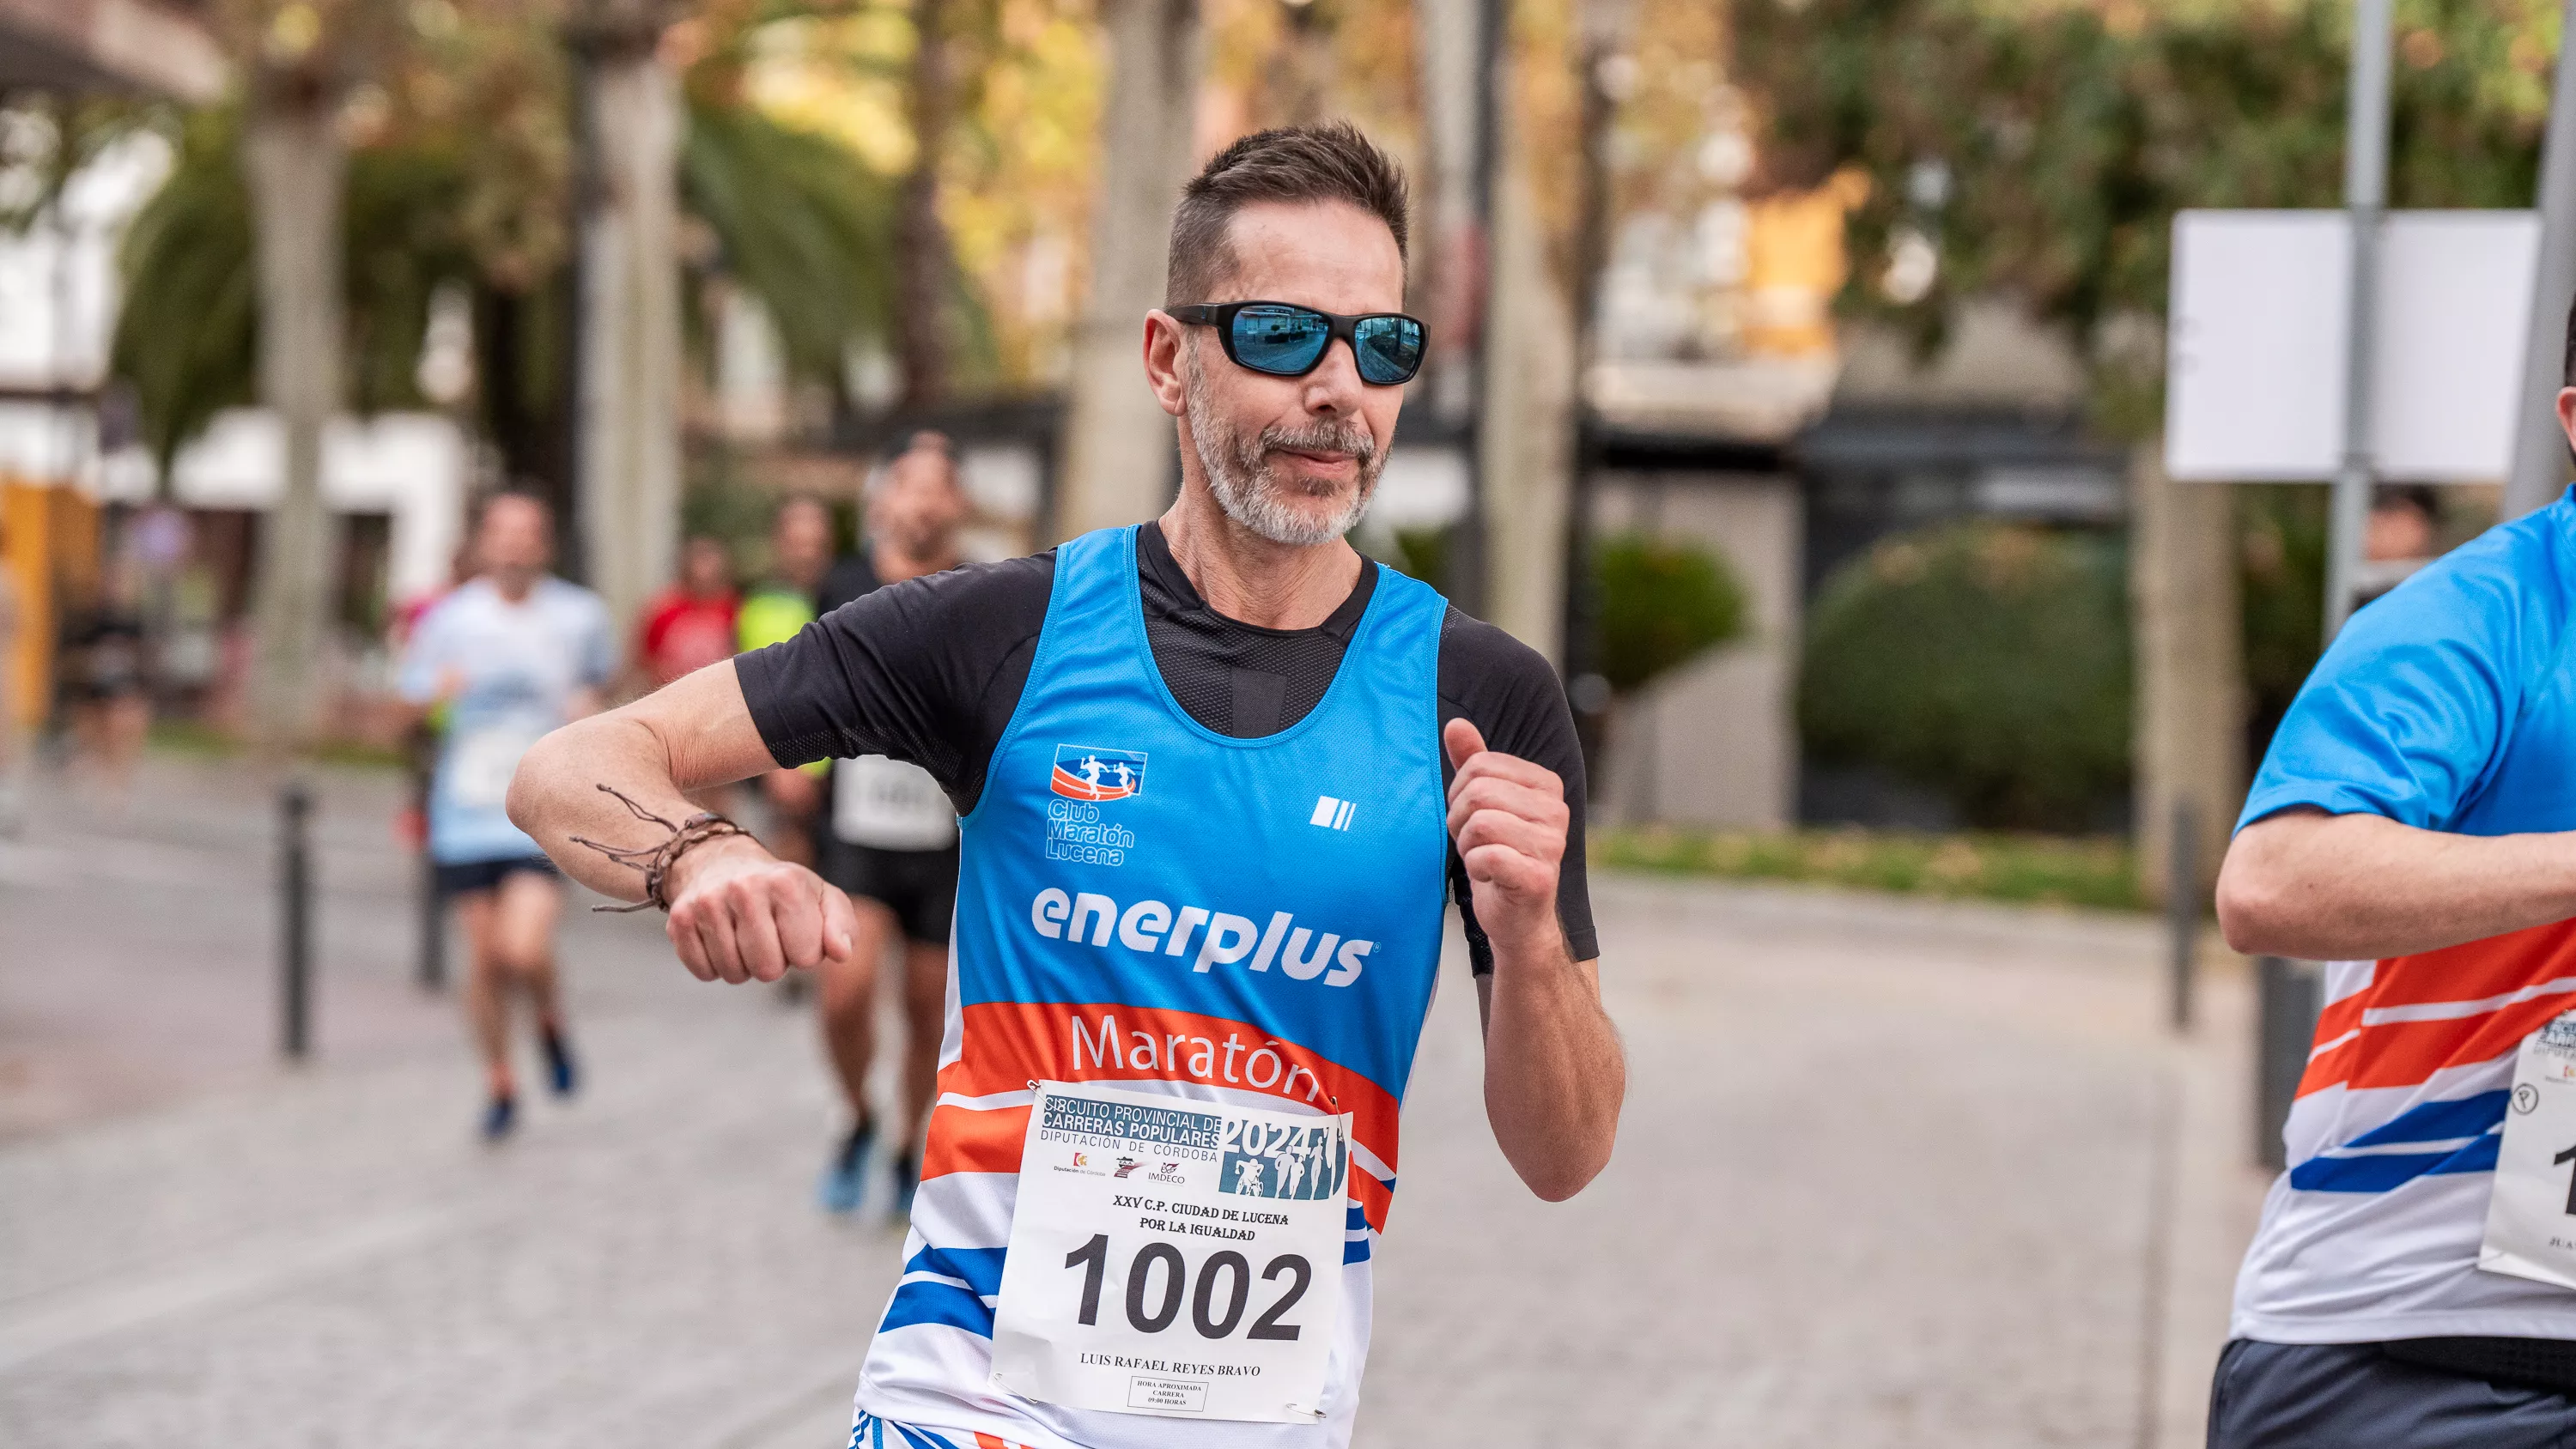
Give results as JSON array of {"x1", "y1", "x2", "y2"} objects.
[{"x1": 0, "y1": 759, "x2": 2266, "y2": 1447}]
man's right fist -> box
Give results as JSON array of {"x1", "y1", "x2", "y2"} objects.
[{"x1": 664, "y1": 835, "x2": 857, "y2": 984}]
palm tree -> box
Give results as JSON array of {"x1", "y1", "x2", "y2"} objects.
[{"x1": 111, "y1": 9, "x2": 908, "y2": 615}]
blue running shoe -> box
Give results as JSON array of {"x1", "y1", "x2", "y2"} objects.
[
  {"x1": 818, "y1": 1120, "x2": 873, "y2": 1215},
  {"x1": 892, "y1": 1151, "x2": 920, "y2": 1218},
  {"x1": 541, "y1": 1027, "x2": 578, "y2": 1098},
  {"x1": 482, "y1": 1094, "x2": 517, "y2": 1142}
]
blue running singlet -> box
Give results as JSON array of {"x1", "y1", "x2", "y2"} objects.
[{"x1": 849, "y1": 525, "x2": 1455, "y2": 1449}]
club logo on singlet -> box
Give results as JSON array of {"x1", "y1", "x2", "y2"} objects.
[{"x1": 1050, "y1": 744, "x2": 1147, "y2": 802}]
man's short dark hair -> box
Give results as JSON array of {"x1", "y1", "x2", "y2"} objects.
[
  {"x1": 2563, "y1": 288, "x2": 2573, "y2": 388},
  {"x1": 1166, "y1": 122, "x2": 1409, "y2": 308}
]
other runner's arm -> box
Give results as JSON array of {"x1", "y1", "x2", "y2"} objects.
[
  {"x1": 2218, "y1": 809, "x2": 2576, "y2": 961},
  {"x1": 1447, "y1": 718, "x2": 1625, "y2": 1201},
  {"x1": 507, "y1": 659, "x2": 857, "y2": 983}
]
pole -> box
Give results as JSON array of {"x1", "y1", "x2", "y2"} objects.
[
  {"x1": 280, "y1": 779, "x2": 313, "y2": 1059},
  {"x1": 418, "y1": 849, "x2": 446, "y2": 991},
  {"x1": 2324, "y1": 0, "x2": 2394, "y2": 641},
  {"x1": 2254, "y1": 956, "x2": 2322, "y2": 1171},
  {"x1": 2166, "y1": 797, "x2": 2198, "y2": 1032},
  {"x1": 1561, "y1": 21, "x2": 1622, "y2": 773},
  {"x1": 2504, "y1": 0, "x2": 2576, "y2": 521},
  {"x1": 1447, "y1": 0, "x2": 1506, "y2": 616}
]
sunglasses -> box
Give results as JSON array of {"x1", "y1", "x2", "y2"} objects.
[{"x1": 1170, "y1": 301, "x2": 1428, "y2": 386}]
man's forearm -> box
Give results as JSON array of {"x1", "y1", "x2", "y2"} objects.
[
  {"x1": 506, "y1": 661, "x2": 782, "y2": 901},
  {"x1": 2218, "y1": 810, "x2": 2576, "y2": 961},
  {"x1": 1478, "y1": 927, "x2": 1623, "y2": 1201}
]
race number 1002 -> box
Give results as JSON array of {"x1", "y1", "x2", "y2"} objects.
[{"x1": 1062, "y1": 1234, "x2": 1311, "y2": 1341}]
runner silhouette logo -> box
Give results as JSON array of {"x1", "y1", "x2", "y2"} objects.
[{"x1": 1050, "y1": 744, "x2": 1148, "y2": 802}]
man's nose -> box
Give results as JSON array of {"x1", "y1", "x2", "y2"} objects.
[{"x1": 1299, "y1": 336, "x2": 1366, "y2": 414}]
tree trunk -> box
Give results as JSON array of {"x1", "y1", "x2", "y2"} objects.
[
  {"x1": 896, "y1": 0, "x2": 956, "y2": 409},
  {"x1": 2131, "y1": 443, "x2": 2246, "y2": 905},
  {"x1": 243, "y1": 98, "x2": 346, "y2": 753},
  {"x1": 1051, "y1": 0, "x2": 1202, "y2": 542},
  {"x1": 1478, "y1": 146, "x2": 1577, "y2": 661},
  {"x1": 577, "y1": 42, "x2": 683, "y2": 635}
]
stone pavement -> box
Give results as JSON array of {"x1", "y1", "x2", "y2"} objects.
[{"x1": 0, "y1": 758, "x2": 2268, "y2": 1447}]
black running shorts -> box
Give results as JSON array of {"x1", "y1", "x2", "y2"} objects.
[
  {"x1": 434, "y1": 854, "x2": 560, "y2": 898},
  {"x1": 823, "y1": 839, "x2": 959, "y2": 947}
]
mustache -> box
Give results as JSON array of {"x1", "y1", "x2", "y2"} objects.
[{"x1": 1256, "y1": 417, "x2": 1376, "y2": 466}]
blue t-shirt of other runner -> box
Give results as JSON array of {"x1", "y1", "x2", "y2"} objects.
[{"x1": 2240, "y1": 488, "x2": 2576, "y2": 840}]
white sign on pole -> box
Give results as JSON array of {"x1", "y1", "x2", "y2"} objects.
[{"x1": 2166, "y1": 209, "x2": 2540, "y2": 482}]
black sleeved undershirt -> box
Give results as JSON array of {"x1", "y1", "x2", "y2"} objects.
[{"x1": 735, "y1": 522, "x2": 1598, "y2": 972}]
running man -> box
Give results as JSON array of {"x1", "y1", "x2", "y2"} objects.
[
  {"x1": 812, "y1": 433, "x2": 973, "y2": 1216},
  {"x1": 741, "y1": 497, "x2": 837, "y2": 869},
  {"x1": 508, "y1": 123, "x2": 1622, "y2": 1448},
  {"x1": 2208, "y1": 300, "x2": 2576, "y2": 1446},
  {"x1": 635, "y1": 535, "x2": 740, "y2": 692},
  {"x1": 403, "y1": 493, "x2": 614, "y2": 1141}
]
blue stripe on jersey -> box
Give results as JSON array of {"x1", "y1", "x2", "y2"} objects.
[
  {"x1": 881, "y1": 1277, "x2": 994, "y2": 1337},
  {"x1": 903, "y1": 1244, "x2": 1008, "y2": 1299},
  {"x1": 1343, "y1": 1237, "x2": 1370, "y2": 1264},
  {"x1": 2343, "y1": 1090, "x2": 2510, "y2": 1149},
  {"x1": 2290, "y1": 1132, "x2": 2501, "y2": 1192}
]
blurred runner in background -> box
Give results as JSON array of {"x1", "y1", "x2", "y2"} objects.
[
  {"x1": 401, "y1": 494, "x2": 615, "y2": 1142},
  {"x1": 635, "y1": 536, "x2": 740, "y2": 693},
  {"x1": 739, "y1": 499, "x2": 834, "y2": 870},
  {"x1": 59, "y1": 555, "x2": 149, "y2": 807},
  {"x1": 812, "y1": 433, "x2": 969, "y2": 1216},
  {"x1": 2209, "y1": 305, "x2": 2576, "y2": 1447}
]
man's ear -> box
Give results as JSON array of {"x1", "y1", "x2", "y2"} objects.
[
  {"x1": 2555, "y1": 386, "x2": 2575, "y2": 463},
  {"x1": 1143, "y1": 312, "x2": 1190, "y2": 420}
]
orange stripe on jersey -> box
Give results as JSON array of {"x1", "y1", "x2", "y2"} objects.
[
  {"x1": 2342, "y1": 921, "x2": 2576, "y2": 1009},
  {"x1": 936, "y1": 999, "x2": 1402, "y2": 1165},
  {"x1": 921, "y1": 1101, "x2": 1030, "y2": 1179},
  {"x1": 926, "y1": 999, "x2": 1406, "y2": 1230},
  {"x1": 2300, "y1": 921, "x2": 2576, "y2": 1096}
]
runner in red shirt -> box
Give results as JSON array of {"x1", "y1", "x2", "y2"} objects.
[{"x1": 635, "y1": 537, "x2": 741, "y2": 691}]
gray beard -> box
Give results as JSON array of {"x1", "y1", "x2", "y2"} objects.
[{"x1": 1183, "y1": 350, "x2": 1383, "y2": 548}]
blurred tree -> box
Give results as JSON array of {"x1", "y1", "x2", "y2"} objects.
[
  {"x1": 111, "y1": 3, "x2": 907, "y2": 483},
  {"x1": 1735, "y1": 0, "x2": 2557, "y2": 870},
  {"x1": 1052, "y1": 0, "x2": 1202, "y2": 539},
  {"x1": 1591, "y1": 533, "x2": 1747, "y2": 696},
  {"x1": 1732, "y1": 0, "x2": 2557, "y2": 425},
  {"x1": 1801, "y1": 522, "x2": 2132, "y2": 831},
  {"x1": 216, "y1": 0, "x2": 399, "y2": 751}
]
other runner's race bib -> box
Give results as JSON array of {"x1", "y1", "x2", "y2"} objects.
[
  {"x1": 990, "y1": 1082, "x2": 1350, "y2": 1423},
  {"x1": 832, "y1": 755, "x2": 957, "y2": 851},
  {"x1": 2480, "y1": 1010, "x2": 2576, "y2": 1290},
  {"x1": 448, "y1": 722, "x2": 545, "y2": 809}
]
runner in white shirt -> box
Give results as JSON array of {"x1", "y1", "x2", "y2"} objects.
[{"x1": 401, "y1": 494, "x2": 615, "y2": 1140}]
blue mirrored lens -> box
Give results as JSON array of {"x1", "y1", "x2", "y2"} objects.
[
  {"x1": 1230, "y1": 306, "x2": 1331, "y2": 375},
  {"x1": 1352, "y1": 315, "x2": 1425, "y2": 385}
]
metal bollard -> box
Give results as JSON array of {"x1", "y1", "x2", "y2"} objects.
[
  {"x1": 2254, "y1": 956, "x2": 2323, "y2": 1171},
  {"x1": 280, "y1": 780, "x2": 314, "y2": 1059},
  {"x1": 2166, "y1": 797, "x2": 2199, "y2": 1032},
  {"x1": 418, "y1": 849, "x2": 446, "y2": 991}
]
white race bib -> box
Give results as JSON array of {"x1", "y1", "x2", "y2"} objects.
[
  {"x1": 990, "y1": 1082, "x2": 1350, "y2": 1423},
  {"x1": 2478, "y1": 1010, "x2": 2576, "y2": 1290},
  {"x1": 448, "y1": 724, "x2": 544, "y2": 810},
  {"x1": 832, "y1": 755, "x2": 957, "y2": 851}
]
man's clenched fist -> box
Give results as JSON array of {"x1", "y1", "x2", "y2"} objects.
[
  {"x1": 663, "y1": 835, "x2": 858, "y2": 983},
  {"x1": 1443, "y1": 717, "x2": 1570, "y2": 951}
]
